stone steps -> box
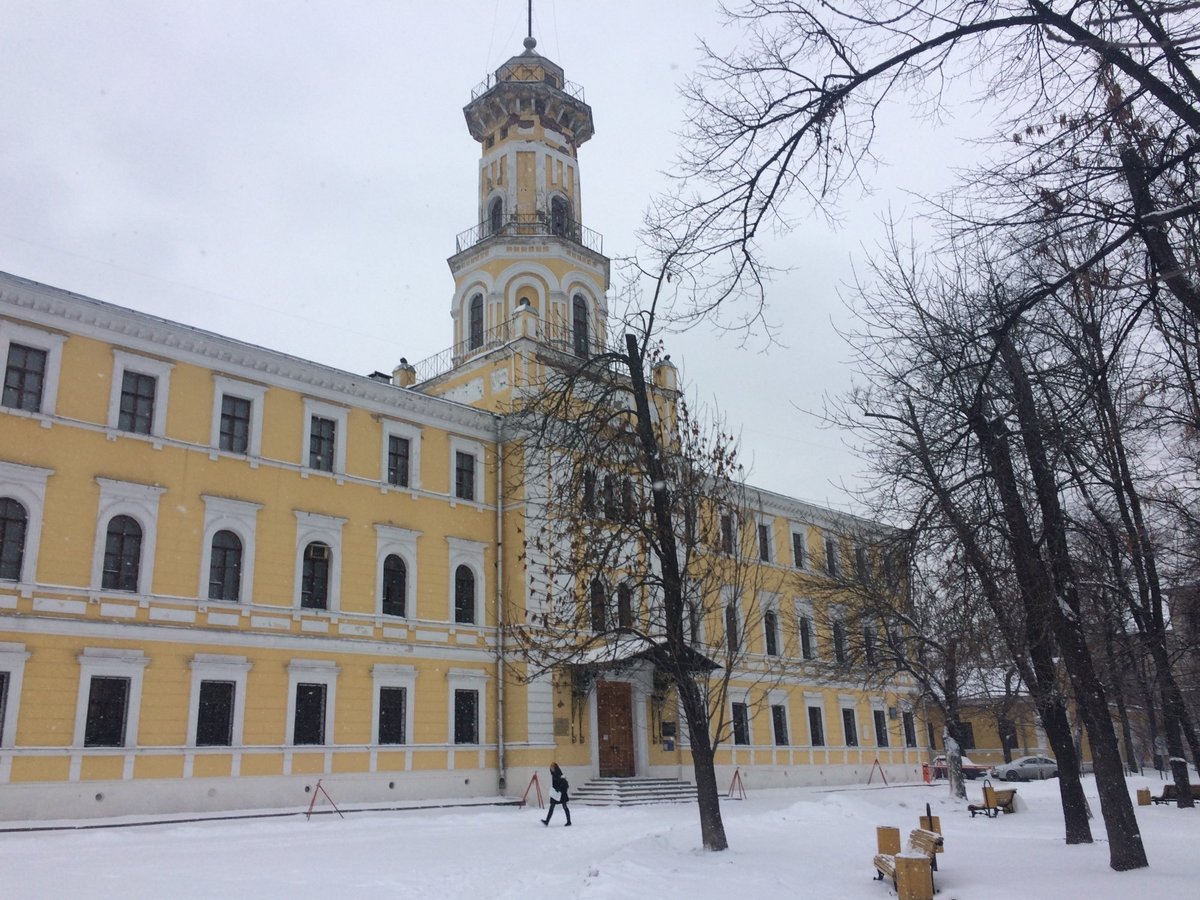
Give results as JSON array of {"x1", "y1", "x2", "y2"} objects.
[{"x1": 571, "y1": 776, "x2": 698, "y2": 807}]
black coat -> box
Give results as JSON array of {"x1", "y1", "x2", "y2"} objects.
[{"x1": 551, "y1": 770, "x2": 570, "y2": 803}]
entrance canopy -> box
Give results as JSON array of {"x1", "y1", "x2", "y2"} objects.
[{"x1": 570, "y1": 634, "x2": 720, "y2": 673}]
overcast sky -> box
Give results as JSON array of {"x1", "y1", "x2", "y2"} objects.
[{"x1": 0, "y1": 1, "x2": 984, "y2": 511}]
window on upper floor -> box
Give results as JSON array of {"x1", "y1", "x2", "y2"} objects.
[
  {"x1": 582, "y1": 467, "x2": 596, "y2": 516},
  {"x1": 119, "y1": 370, "x2": 157, "y2": 435},
  {"x1": 3, "y1": 344, "x2": 47, "y2": 413},
  {"x1": 101, "y1": 515, "x2": 142, "y2": 592},
  {"x1": 382, "y1": 554, "x2": 407, "y2": 618},
  {"x1": 219, "y1": 395, "x2": 252, "y2": 454},
  {"x1": 725, "y1": 601, "x2": 740, "y2": 652},
  {"x1": 602, "y1": 474, "x2": 618, "y2": 520},
  {"x1": 792, "y1": 530, "x2": 808, "y2": 568},
  {"x1": 0, "y1": 498, "x2": 28, "y2": 582},
  {"x1": 550, "y1": 195, "x2": 570, "y2": 238},
  {"x1": 455, "y1": 450, "x2": 476, "y2": 501},
  {"x1": 590, "y1": 578, "x2": 607, "y2": 633},
  {"x1": 799, "y1": 611, "x2": 815, "y2": 660},
  {"x1": 488, "y1": 197, "x2": 503, "y2": 236},
  {"x1": 308, "y1": 416, "x2": 336, "y2": 472},
  {"x1": 720, "y1": 513, "x2": 735, "y2": 555},
  {"x1": 301, "y1": 542, "x2": 331, "y2": 610},
  {"x1": 207, "y1": 529, "x2": 243, "y2": 602},
  {"x1": 468, "y1": 294, "x2": 484, "y2": 351},
  {"x1": 763, "y1": 610, "x2": 779, "y2": 657},
  {"x1": 863, "y1": 625, "x2": 877, "y2": 667},
  {"x1": 758, "y1": 522, "x2": 772, "y2": 562},
  {"x1": 292, "y1": 682, "x2": 327, "y2": 745},
  {"x1": 617, "y1": 583, "x2": 634, "y2": 631},
  {"x1": 732, "y1": 701, "x2": 750, "y2": 746},
  {"x1": 108, "y1": 352, "x2": 173, "y2": 439},
  {"x1": 454, "y1": 564, "x2": 476, "y2": 624},
  {"x1": 832, "y1": 619, "x2": 847, "y2": 664},
  {"x1": 825, "y1": 535, "x2": 841, "y2": 577},
  {"x1": 387, "y1": 435, "x2": 411, "y2": 488},
  {"x1": 572, "y1": 294, "x2": 590, "y2": 358},
  {"x1": 855, "y1": 546, "x2": 870, "y2": 581}
]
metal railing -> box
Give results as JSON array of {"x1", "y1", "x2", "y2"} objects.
[
  {"x1": 470, "y1": 63, "x2": 586, "y2": 103},
  {"x1": 455, "y1": 213, "x2": 604, "y2": 255}
]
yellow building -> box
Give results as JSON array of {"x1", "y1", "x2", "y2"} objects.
[{"x1": 0, "y1": 37, "x2": 926, "y2": 821}]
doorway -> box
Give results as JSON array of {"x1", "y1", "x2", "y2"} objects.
[{"x1": 596, "y1": 680, "x2": 635, "y2": 777}]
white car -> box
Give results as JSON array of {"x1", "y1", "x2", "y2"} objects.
[{"x1": 990, "y1": 756, "x2": 1058, "y2": 781}]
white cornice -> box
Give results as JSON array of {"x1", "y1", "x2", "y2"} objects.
[{"x1": 0, "y1": 271, "x2": 497, "y2": 439}]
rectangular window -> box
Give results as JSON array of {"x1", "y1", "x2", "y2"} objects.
[
  {"x1": 219, "y1": 395, "x2": 252, "y2": 453},
  {"x1": 387, "y1": 436, "x2": 411, "y2": 487},
  {"x1": 825, "y1": 536, "x2": 840, "y2": 576},
  {"x1": 725, "y1": 603, "x2": 739, "y2": 652},
  {"x1": 454, "y1": 689, "x2": 478, "y2": 744},
  {"x1": 455, "y1": 451, "x2": 476, "y2": 501},
  {"x1": 764, "y1": 611, "x2": 779, "y2": 656},
  {"x1": 842, "y1": 708, "x2": 858, "y2": 746},
  {"x1": 863, "y1": 626, "x2": 877, "y2": 666},
  {"x1": 800, "y1": 615, "x2": 814, "y2": 660},
  {"x1": 378, "y1": 686, "x2": 407, "y2": 745},
  {"x1": 195, "y1": 680, "x2": 235, "y2": 746},
  {"x1": 758, "y1": 523, "x2": 771, "y2": 562},
  {"x1": 308, "y1": 416, "x2": 336, "y2": 471},
  {"x1": 118, "y1": 371, "x2": 157, "y2": 435},
  {"x1": 293, "y1": 682, "x2": 327, "y2": 745},
  {"x1": 3, "y1": 343, "x2": 47, "y2": 413},
  {"x1": 833, "y1": 621, "x2": 847, "y2": 664},
  {"x1": 874, "y1": 709, "x2": 889, "y2": 747},
  {"x1": 855, "y1": 546, "x2": 870, "y2": 581},
  {"x1": 732, "y1": 701, "x2": 750, "y2": 746},
  {"x1": 771, "y1": 704, "x2": 789, "y2": 746},
  {"x1": 0, "y1": 671, "x2": 8, "y2": 743},
  {"x1": 720, "y1": 514, "x2": 735, "y2": 555},
  {"x1": 808, "y1": 706, "x2": 825, "y2": 747},
  {"x1": 903, "y1": 711, "x2": 917, "y2": 748},
  {"x1": 792, "y1": 531, "x2": 806, "y2": 568},
  {"x1": 84, "y1": 675, "x2": 130, "y2": 747},
  {"x1": 959, "y1": 721, "x2": 976, "y2": 751}
]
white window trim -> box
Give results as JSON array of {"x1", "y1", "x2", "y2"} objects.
[
  {"x1": 449, "y1": 437, "x2": 485, "y2": 503},
  {"x1": 285, "y1": 659, "x2": 339, "y2": 747},
  {"x1": 0, "y1": 642, "x2": 31, "y2": 749},
  {"x1": 446, "y1": 536, "x2": 486, "y2": 625},
  {"x1": 198, "y1": 496, "x2": 261, "y2": 604},
  {"x1": 293, "y1": 511, "x2": 346, "y2": 611},
  {"x1": 380, "y1": 419, "x2": 422, "y2": 491},
  {"x1": 186, "y1": 654, "x2": 252, "y2": 748},
  {"x1": 790, "y1": 524, "x2": 809, "y2": 569},
  {"x1": 0, "y1": 460, "x2": 52, "y2": 587},
  {"x1": 371, "y1": 664, "x2": 417, "y2": 745},
  {"x1": 72, "y1": 648, "x2": 150, "y2": 749},
  {"x1": 210, "y1": 375, "x2": 267, "y2": 458},
  {"x1": 91, "y1": 478, "x2": 167, "y2": 594},
  {"x1": 0, "y1": 321, "x2": 67, "y2": 417},
  {"x1": 302, "y1": 397, "x2": 349, "y2": 477},
  {"x1": 768, "y1": 689, "x2": 791, "y2": 747},
  {"x1": 839, "y1": 695, "x2": 860, "y2": 747},
  {"x1": 447, "y1": 668, "x2": 489, "y2": 745},
  {"x1": 376, "y1": 524, "x2": 420, "y2": 618},
  {"x1": 108, "y1": 350, "x2": 174, "y2": 438}
]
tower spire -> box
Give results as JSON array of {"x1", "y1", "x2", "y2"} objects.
[{"x1": 527, "y1": 0, "x2": 532, "y2": 40}]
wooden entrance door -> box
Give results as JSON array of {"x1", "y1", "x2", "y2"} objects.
[{"x1": 597, "y1": 681, "x2": 635, "y2": 777}]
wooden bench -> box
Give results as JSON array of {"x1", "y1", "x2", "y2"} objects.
[
  {"x1": 968, "y1": 781, "x2": 1017, "y2": 818},
  {"x1": 1151, "y1": 783, "x2": 1200, "y2": 805},
  {"x1": 874, "y1": 827, "x2": 943, "y2": 895}
]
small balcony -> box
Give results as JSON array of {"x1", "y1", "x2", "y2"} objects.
[{"x1": 455, "y1": 213, "x2": 604, "y2": 256}]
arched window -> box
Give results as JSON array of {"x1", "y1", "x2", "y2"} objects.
[
  {"x1": 550, "y1": 196, "x2": 569, "y2": 237},
  {"x1": 468, "y1": 294, "x2": 484, "y2": 351},
  {"x1": 572, "y1": 294, "x2": 590, "y2": 358},
  {"x1": 589, "y1": 578, "x2": 607, "y2": 633},
  {"x1": 488, "y1": 197, "x2": 503, "y2": 236},
  {"x1": 454, "y1": 564, "x2": 476, "y2": 624},
  {"x1": 301, "y1": 541, "x2": 331, "y2": 609},
  {"x1": 382, "y1": 554, "x2": 407, "y2": 617},
  {"x1": 0, "y1": 497, "x2": 28, "y2": 582},
  {"x1": 102, "y1": 515, "x2": 142, "y2": 592},
  {"x1": 617, "y1": 584, "x2": 633, "y2": 631},
  {"x1": 208, "y1": 529, "x2": 243, "y2": 602}
]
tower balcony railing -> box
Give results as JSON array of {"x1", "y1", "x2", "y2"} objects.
[
  {"x1": 455, "y1": 213, "x2": 604, "y2": 255},
  {"x1": 410, "y1": 317, "x2": 616, "y2": 385},
  {"x1": 471, "y1": 65, "x2": 586, "y2": 103}
]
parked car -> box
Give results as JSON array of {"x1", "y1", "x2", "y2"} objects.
[
  {"x1": 990, "y1": 756, "x2": 1058, "y2": 781},
  {"x1": 930, "y1": 754, "x2": 989, "y2": 780}
]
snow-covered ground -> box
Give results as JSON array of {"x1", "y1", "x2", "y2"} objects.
[{"x1": 2, "y1": 775, "x2": 1196, "y2": 898}]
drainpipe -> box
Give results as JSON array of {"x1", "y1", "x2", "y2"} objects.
[{"x1": 494, "y1": 413, "x2": 507, "y2": 792}]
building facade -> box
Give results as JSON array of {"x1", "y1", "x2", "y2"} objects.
[{"x1": 0, "y1": 38, "x2": 926, "y2": 821}]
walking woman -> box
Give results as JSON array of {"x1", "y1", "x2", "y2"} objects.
[{"x1": 542, "y1": 762, "x2": 572, "y2": 826}]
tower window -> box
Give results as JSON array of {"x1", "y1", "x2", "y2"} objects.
[
  {"x1": 572, "y1": 295, "x2": 590, "y2": 358},
  {"x1": 550, "y1": 196, "x2": 570, "y2": 238},
  {"x1": 468, "y1": 294, "x2": 484, "y2": 351},
  {"x1": 488, "y1": 198, "x2": 503, "y2": 236}
]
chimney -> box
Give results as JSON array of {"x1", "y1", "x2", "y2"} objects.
[{"x1": 392, "y1": 358, "x2": 417, "y2": 388}]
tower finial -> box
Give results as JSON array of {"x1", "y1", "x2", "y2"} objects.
[{"x1": 523, "y1": 0, "x2": 537, "y2": 50}]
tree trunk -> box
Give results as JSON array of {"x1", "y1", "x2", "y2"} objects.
[{"x1": 677, "y1": 674, "x2": 730, "y2": 850}]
